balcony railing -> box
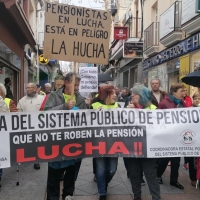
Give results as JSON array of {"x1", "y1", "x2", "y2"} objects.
[
  {"x1": 144, "y1": 22, "x2": 160, "y2": 51},
  {"x1": 38, "y1": 32, "x2": 44, "y2": 48}
]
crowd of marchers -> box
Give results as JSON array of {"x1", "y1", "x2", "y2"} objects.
[{"x1": 0, "y1": 73, "x2": 200, "y2": 200}]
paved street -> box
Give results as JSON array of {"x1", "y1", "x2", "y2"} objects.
[{"x1": 0, "y1": 158, "x2": 199, "y2": 200}]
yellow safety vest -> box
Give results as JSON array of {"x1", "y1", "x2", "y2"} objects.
[
  {"x1": 4, "y1": 98, "x2": 11, "y2": 112},
  {"x1": 145, "y1": 104, "x2": 157, "y2": 110},
  {"x1": 92, "y1": 102, "x2": 118, "y2": 110}
]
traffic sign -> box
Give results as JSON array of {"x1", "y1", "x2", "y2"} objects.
[{"x1": 38, "y1": 54, "x2": 49, "y2": 65}]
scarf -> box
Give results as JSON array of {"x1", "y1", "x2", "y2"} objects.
[{"x1": 169, "y1": 95, "x2": 182, "y2": 107}]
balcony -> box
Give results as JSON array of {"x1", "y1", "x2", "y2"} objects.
[
  {"x1": 181, "y1": 0, "x2": 200, "y2": 35},
  {"x1": 181, "y1": 15, "x2": 200, "y2": 35},
  {"x1": 160, "y1": 1, "x2": 182, "y2": 47},
  {"x1": 109, "y1": 0, "x2": 117, "y2": 16},
  {"x1": 144, "y1": 22, "x2": 160, "y2": 57}
]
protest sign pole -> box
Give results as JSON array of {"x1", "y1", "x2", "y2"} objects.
[{"x1": 71, "y1": 62, "x2": 77, "y2": 99}]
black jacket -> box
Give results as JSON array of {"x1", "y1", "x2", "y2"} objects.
[{"x1": 5, "y1": 84, "x2": 14, "y2": 100}]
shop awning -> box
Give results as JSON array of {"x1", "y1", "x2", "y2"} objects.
[{"x1": 0, "y1": 0, "x2": 36, "y2": 47}]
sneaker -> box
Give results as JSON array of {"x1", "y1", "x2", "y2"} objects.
[
  {"x1": 183, "y1": 164, "x2": 189, "y2": 170},
  {"x1": 65, "y1": 196, "x2": 73, "y2": 200},
  {"x1": 158, "y1": 177, "x2": 163, "y2": 184},
  {"x1": 141, "y1": 178, "x2": 145, "y2": 186}
]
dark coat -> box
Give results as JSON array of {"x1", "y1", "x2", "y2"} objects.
[
  {"x1": 44, "y1": 87, "x2": 86, "y2": 111},
  {"x1": 151, "y1": 90, "x2": 167, "y2": 107},
  {"x1": 5, "y1": 84, "x2": 14, "y2": 100},
  {"x1": 43, "y1": 87, "x2": 86, "y2": 169},
  {"x1": 124, "y1": 96, "x2": 131, "y2": 108},
  {"x1": 158, "y1": 95, "x2": 186, "y2": 109}
]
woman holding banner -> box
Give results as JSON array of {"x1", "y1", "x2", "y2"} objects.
[
  {"x1": 125, "y1": 85, "x2": 161, "y2": 200},
  {"x1": 157, "y1": 83, "x2": 186, "y2": 190},
  {"x1": 91, "y1": 85, "x2": 118, "y2": 200}
]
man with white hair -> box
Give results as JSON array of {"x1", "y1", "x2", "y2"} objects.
[
  {"x1": 17, "y1": 83, "x2": 44, "y2": 170},
  {"x1": 0, "y1": 83, "x2": 17, "y2": 112},
  {"x1": 44, "y1": 83, "x2": 52, "y2": 95}
]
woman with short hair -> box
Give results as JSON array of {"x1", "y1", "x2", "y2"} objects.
[
  {"x1": 125, "y1": 85, "x2": 161, "y2": 200},
  {"x1": 157, "y1": 83, "x2": 186, "y2": 190},
  {"x1": 91, "y1": 85, "x2": 118, "y2": 200}
]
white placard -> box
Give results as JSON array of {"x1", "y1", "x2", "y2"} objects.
[
  {"x1": 182, "y1": 0, "x2": 198, "y2": 25},
  {"x1": 160, "y1": 4, "x2": 175, "y2": 39},
  {"x1": 79, "y1": 67, "x2": 98, "y2": 92}
]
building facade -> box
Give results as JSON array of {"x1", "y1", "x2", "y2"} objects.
[
  {"x1": 143, "y1": 0, "x2": 200, "y2": 95},
  {"x1": 107, "y1": 0, "x2": 143, "y2": 88}
]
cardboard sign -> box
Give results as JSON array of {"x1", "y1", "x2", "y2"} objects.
[
  {"x1": 43, "y1": 2, "x2": 111, "y2": 65},
  {"x1": 79, "y1": 67, "x2": 98, "y2": 92}
]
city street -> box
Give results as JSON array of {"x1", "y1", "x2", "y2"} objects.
[{"x1": 0, "y1": 158, "x2": 199, "y2": 200}]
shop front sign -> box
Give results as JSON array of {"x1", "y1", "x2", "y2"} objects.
[{"x1": 143, "y1": 32, "x2": 200, "y2": 70}]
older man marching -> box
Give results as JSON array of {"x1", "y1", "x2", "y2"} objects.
[
  {"x1": 44, "y1": 72, "x2": 86, "y2": 200},
  {"x1": 17, "y1": 83, "x2": 44, "y2": 170}
]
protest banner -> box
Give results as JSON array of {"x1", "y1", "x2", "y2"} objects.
[
  {"x1": 1, "y1": 108, "x2": 200, "y2": 168},
  {"x1": 79, "y1": 67, "x2": 98, "y2": 92},
  {"x1": 43, "y1": 2, "x2": 111, "y2": 65}
]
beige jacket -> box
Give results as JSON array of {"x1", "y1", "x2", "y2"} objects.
[
  {"x1": 0, "y1": 96, "x2": 9, "y2": 112},
  {"x1": 17, "y1": 94, "x2": 45, "y2": 112}
]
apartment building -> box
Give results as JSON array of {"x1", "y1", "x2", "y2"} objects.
[
  {"x1": 107, "y1": 0, "x2": 143, "y2": 88},
  {"x1": 143, "y1": 0, "x2": 200, "y2": 95}
]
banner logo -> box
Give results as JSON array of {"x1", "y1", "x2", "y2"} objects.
[{"x1": 180, "y1": 130, "x2": 196, "y2": 146}]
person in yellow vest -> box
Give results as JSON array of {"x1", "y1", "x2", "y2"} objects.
[
  {"x1": 0, "y1": 83, "x2": 17, "y2": 112},
  {"x1": 125, "y1": 85, "x2": 160, "y2": 200},
  {"x1": 91, "y1": 85, "x2": 118, "y2": 200}
]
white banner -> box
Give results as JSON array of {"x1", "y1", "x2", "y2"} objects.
[
  {"x1": 0, "y1": 108, "x2": 200, "y2": 168},
  {"x1": 160, "y1": 4, "x2": 175, "y2": 39},
  {"x1": 182, "y1": 0, "x2": 198, "y2": 24},
  {"x1": 79, "y1": 67, "x2": 98, "y2": 92}
]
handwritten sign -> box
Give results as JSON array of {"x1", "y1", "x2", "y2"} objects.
[
  {"x1": 43, "y1": 2, "x2": 111, "y2": 65},
  {"x1": 79, "y1": 67, "x2": 98, "y2": 92}
]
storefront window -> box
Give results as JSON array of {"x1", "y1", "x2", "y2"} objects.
[
  {"x1": 190, "y1": 50, "x2": 200, "y2": 96},
  {"x1": 157, "y1": 64, "x2": 168, "y2": 92},
  {"x1": 148, "y1": 67, "x2": 158, "y2": 89},
  {"x1": 167, "y1": 59, "x2": 180, "y2": 92}
]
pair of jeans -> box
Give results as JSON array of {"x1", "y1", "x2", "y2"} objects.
[
  {"x1": 95, "y1": 157, "x2": 118, "y2": 196},
  {"x1": 157, "y1": 157, "x2": 180, "y2": 183},
  {"x1": 47, "y1": 161, "x2": 81, "y2": 200},
  {"x1": 127, "y1": 158, "x2": 161, "y2": 200}
]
